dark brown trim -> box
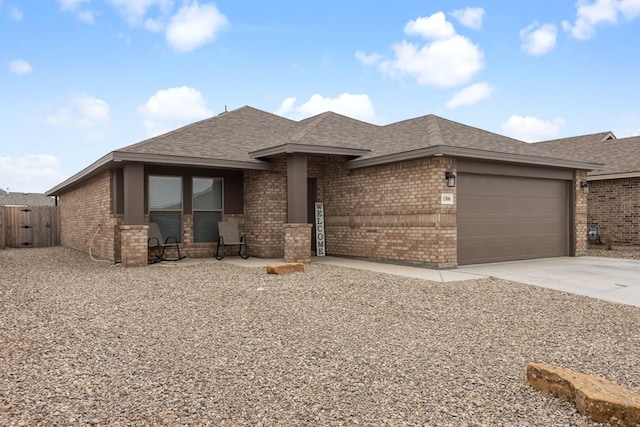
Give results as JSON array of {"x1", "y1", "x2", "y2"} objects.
[
  {"x1": 250, "y1": 143, "x2": 370, "y2": 159},
  {"x1": 345, "y1": 145, "x2": 603, "y2": 171},
  {"x1": 457, "y1": 159, "x2": 575, "y2": 180}
]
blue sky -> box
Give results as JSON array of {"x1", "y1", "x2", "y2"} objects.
[{"x1": 1, "y1": 0, "x2": 639, "y2": 193}]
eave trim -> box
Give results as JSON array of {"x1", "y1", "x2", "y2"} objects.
[
  {"x1": 345, "y1": 145, "x2": 604, "y2": 171},
  {"x1": 249, "y1": 143, "x2": 370, "y2": 159},
  {"x1": 46, "y1": 151, "x2": 273, "y2": 195}
]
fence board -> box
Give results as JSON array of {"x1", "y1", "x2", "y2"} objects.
[{"x1": 1, "y1": 206, "x2": 59, "y2": 248}]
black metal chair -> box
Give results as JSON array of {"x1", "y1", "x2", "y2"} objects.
[
  {"x1": 148, "y1": 223, "x2": 185, "y2": 263},
  {"x1": 215, "y1": 222, "x2": 249, "y2": 260}
]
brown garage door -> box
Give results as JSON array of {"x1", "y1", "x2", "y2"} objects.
[{"x1": 457, "y1": 173, "x2": 569, "y2": 265}]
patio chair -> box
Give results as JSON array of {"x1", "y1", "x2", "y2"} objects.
[
  {"x1": 148, "y1": 223, "x2": 185, "y2": 263},
  {"x1": 215, "y1": 221, "x2": 249, "y2": 260}
]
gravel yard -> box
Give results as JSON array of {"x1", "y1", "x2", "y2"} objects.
[
  {"x1": 2, "y1": 247, "x2": 640, "y2": 426},
  {"x1": 588, "y1": 247, "x2": 640, "y2": 260}
]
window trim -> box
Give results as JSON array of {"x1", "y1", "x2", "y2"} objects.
[
  {"x1": 148, "y1": 175, "x2": 183, "y2": 241},
  {"x1": 192, "y1": 176, "x2": 224, "y2": 243}
]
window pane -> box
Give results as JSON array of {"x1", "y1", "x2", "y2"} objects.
[
  {"x1": 193, "y1": 177, "x2": 222, "y2": 210},
  {"x1": 149, "y1": 176, "x2": 182, "y2": 209},
  {"x1": 193, "y1": 211, "x2": 222, "y2": 243},
  {"x1": 150, "y1": 211, "x2": 182, "y2": 242}
]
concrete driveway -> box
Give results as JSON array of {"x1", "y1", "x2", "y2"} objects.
[{"x1": 459, "y1": 256, "x2": 640, "y2": 308}]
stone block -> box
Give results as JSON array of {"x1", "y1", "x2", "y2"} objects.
[
  {"x1": 527, "y1": 363, "x2": 640, "y2": 426},
  {"x1": 266, "y1": 263, "x2": 304, "y2": 274}
]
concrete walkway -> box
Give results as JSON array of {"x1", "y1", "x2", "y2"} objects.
[{"x1": 155, "y1": 255, "x2": 640, "y2": 308}]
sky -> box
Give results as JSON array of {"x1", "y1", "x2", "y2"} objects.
[{"x1": 1, "y1": 0, "x2": 639, "y2": 193}]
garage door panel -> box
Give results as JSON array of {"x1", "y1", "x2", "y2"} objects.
[{"x1": 457, "y1": 173, "x2": 569, "y2": 265}]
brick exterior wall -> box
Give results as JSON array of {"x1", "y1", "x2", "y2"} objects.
[
  {"x1": 58, "y1": 171, "x2": 119, "y2": 261},
  {"x1": 120, "y1": 224, "x2": 148, "y2": 267},
  {"x1": 56, "y1": 156, "x2": 590, "y2": 266},
  {"x1": 243, "y1": 159, "x2": 287, "y2": 258},
  {"x1": 574, "y1": 170, "x2": 589, "y2": 255},
  {"x1": 588, "y1": 177, "x2": 640, "y2": 246},
  {"x1": 315, "y1": 156, "x2": 457, "y2": 268},
  {"x1": 284, "y1": 223, "x2": 312, "y2": 263}
]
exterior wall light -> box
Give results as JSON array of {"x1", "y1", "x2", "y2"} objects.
[
  {"x1": 580, "y1": 181, "x2": 590, "y2": 194},
  {"x1": 445, "y1": 171, "x2": 456, "y2": 188}
]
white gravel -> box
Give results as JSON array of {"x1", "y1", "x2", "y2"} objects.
[{"x1": 2, "y1": 246, "x2": 639, "y2": 426}]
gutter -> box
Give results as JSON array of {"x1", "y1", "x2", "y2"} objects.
[
  {"x1": 46, "y1": 151, "x2": 273, "y2": 196},
  {"x1": 345, "y1": 145, "x2": 604, "y2": 171}
]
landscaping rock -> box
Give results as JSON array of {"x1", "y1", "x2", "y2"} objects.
[
  {"x1": 266, "y1": 262, "x2": 305, "y2": 274},
  {"x1": 527, "y1": 362, "x2": 640, "y2": 426}
]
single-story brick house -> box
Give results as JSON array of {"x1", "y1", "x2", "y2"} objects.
[
  {"x1": 537, "y1": 133, "x2": 640, "y2": 247},
  {"x1": 46, "y1": 106, "x2": 601, "y2": 267}
]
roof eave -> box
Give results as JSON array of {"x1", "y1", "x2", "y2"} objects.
[
  {"x1": 345, "y1": 145, "x2": 604, "y2": 171},
  {"x1": 249, "y1": 143, "x2": 370, "y2": 159},
  {"x1": 46, "y1": 151, "x2": 273, "y2": 196},
  {"x1": 587, "y1": 171, "x2": 640, "y2": 181}
]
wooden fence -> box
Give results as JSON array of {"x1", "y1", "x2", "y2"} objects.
[{"x1": 0, "y1": 206, "x2": 59, "y2": 249}]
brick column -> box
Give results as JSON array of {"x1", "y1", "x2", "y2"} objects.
[
  {"x1": 284, "y1": 223, "x2": 312, "y2": 263},
  {"x1": 574, "y1": 170, "x2": 588, "y2": 256},
  {"x1": 120, "y1": 224, "x2": 149, "y2": 267}
]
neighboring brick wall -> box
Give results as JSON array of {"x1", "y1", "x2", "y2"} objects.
[
  {"x1": 120, "y1": 225, "x2": 148, "y2": 267},
  {"x1": 58, "y1": 171, "x2": 117, "y2": 261},
  {"x1": 318, "y1": 156, "x2": 457, "y2": 267},
  {"x1": 244, "y1": 160, "x2": 287, "y2": 258},
  {"x1": 574, "y1": 170, "x2": 589, "y2": 255},
  {"x1": 284, "y1": 223, "x2": 312, "y2": 263},
  {"x1": 588, "y1": 177, "x2": 640, "y2": 246}
]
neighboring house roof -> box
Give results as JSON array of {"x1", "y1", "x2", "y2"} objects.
[
  {"x1": 538, "y1": 132, "x2": 640, "y2": 180},
  {"x1": 0, "y1": 192, "x2": 56, "y2": 206},
  {"x1": 47, "y1": 105, "x2": 603, "y2": 195}
]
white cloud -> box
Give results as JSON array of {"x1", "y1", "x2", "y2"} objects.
[
  {"x1": 365, "y1": 12, "x2": 484, "y2": 88},
  {"x1": 44, "y1": 94, "x2": 110, "y2": 140},
  {"x1": 562, "y1": 0, "x2": 640, "y2": 40},
  {"x1": 501, "y1": 115, "x2": 566, "y2": 142},
  {"x1": 445, "y1": 82, "x2": 494, "y2": 108},
  {"x1": 165, "y1": 2, "x2": 228, "y2": 53},
  {"x1": 9, "y1": 59, "x2": 32, "y2": 75},
  {"x1": 58, "y1": 0, "x2": 89, "y2": 11},
  {"x1": 275, "y1": 93, "x2": 376, "y2": 122},
  {"x1": 138, "y1": 86, "x2": 213, "y2": 136},
  {"x1": 380, "y1": 36, "x2": 484, "y2": 88},
  {"x1": 10, "y1": 6, "x2": 23, "y2": 21},
  {"x1": 58, "y1": 0, "x2": 95, "y2": 24},
  {"x1": 451, "y1": 7, "x2": 485, "y2": 30},
  {"x1": 0, "y1": 155, "x2": 66, "y2": 193},
  {"x1": 520, "y1": 22, "x2": 558, "y2": 55},
  {"x1": 619, "y1": 0, "x2": 640, "y2": 19},
  {"x1": 355, "y1": 51, "x2": 382, "y2": 66},
  {"x1": 275, "y1": 97, "x2": 297, "y2": 117},
  {"x1": 404, "y1": 12, "x2": 456, "y2": 40},
  {"x1": 107, "y1": 0, "x2": 173, "y2": 26}
]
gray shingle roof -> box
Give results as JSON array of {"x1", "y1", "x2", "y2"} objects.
[
  {"x1": 47, "y1": 105, "x2": 603, "y2": 195},
  {"x1": 0, "y1": 193, "x2": 56, "y2": 206},
  {"x1": 537, "y1": 132, "x2": 640, "y2": 177},
  {"x1": 119, "y1": 106, "x2": 296, "y2": 164}
]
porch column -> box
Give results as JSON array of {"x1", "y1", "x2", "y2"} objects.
[
  {"x1": 123, "y1": 163, "x2": 144, "y2": 225},
  {"x1": 287, "y1": 153, "x2": 307, "y2": 223},
  {"x1": 121, "y1": 163, "x2": 147, "y2": 267},
  {"x1": 285, "y1": 153, "x2": 311, "y2": 262}
]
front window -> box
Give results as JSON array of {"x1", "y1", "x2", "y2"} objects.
[
  {"x1": 193, "y1": 177, "x2": 223, "y2": 242},
  {"x1": 149, "y1": 175, "x2": 182, "y2": 242}
]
